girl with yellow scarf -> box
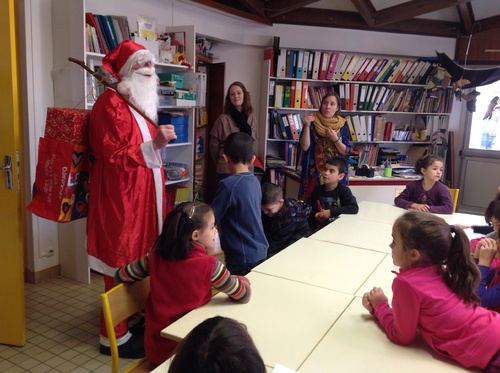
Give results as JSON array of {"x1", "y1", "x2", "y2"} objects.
[{"x1": 299, "y1": 92, "x2": 351, "y2": 200}]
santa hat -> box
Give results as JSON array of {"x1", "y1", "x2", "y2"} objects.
[{"x1": 102, "y1": 40, "x2": 148, "y2": 81}]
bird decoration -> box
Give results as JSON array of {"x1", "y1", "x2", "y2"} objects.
[{"x1": 483, "y1": 96, "x2": 499, "y2": 120}]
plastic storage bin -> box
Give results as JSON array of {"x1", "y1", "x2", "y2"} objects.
[{"x1": 158, "y1": 113, "x2": 189, "y2": 143}]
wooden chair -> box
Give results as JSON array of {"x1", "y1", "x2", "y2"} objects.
[
  {"x1": 447, "y1": 188, "x2": 459, "y2": 212},
  {"x1": 101, "y1": 278, "x2": 156, "y2": 373}
]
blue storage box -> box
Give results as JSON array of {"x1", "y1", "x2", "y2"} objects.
[{"x1": 158, "y1": 113, "x2": 189, "y2": 143}]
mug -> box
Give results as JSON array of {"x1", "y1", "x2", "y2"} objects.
[{"x1": 384, "y1": 167, "x2": 392, "y2": 177}]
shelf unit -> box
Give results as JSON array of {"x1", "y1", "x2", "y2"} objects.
[{"x1": 259, "y1": 57, "x2": 452, "y2": 193}]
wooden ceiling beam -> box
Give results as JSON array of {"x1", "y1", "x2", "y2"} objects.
[
  {"x1": 238, "y1": 0, "x2": 266, "y2": 18},
  {"x1": 271, "y1": 8, "x2": 463, "y2": 38},
  {"x1": 457, "y1": 2, "x2": 474, "y2": 35},
  {"x1": 265, "y1": 0, "x2": 319, "y2": 18},
  {"x1": 351, "y1": 0, "x2": 377, "y2": 27},
  {"x1": 186, "y1": 0, "x2": 272, "y2": 25},
  {"x1": 372, "y1": 0, "x2": 475, "y2": 27},
  {"x1": 475, "y1": 14, "x2": 500, "y2": 33}
]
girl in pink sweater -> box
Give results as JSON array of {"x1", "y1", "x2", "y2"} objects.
[{"x1": 362, "y1": 211, "x2": 500, "y2": 371}]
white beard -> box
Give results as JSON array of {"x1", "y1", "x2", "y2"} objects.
[{"x1": 118, "y1": 66, "x2": 159, "y2": 122}]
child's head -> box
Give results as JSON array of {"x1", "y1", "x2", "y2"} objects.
[
  {"x1": 154, "y1": 202, "x2": 216, "y2": 260},
  {"x1": 415, "y1": 155, "x2": 444, "y2": 181},
  {"x1": 223, "y1": 132, "x2": 255, "y2": 167},
  {"x1": 320, "y1": 92, "x2": 341, "y2": 118},
  {"x1": 485, "y1": 196, "x2": 500, "y2": 229},
  {"x1": 168, "y1": 316, "x2": 266, "y2": 373},
  {"x1": 261, "y1": 182, "x2": 284, "y2": 217},
  {"x1": 322, "y1": 156, "x2": 346, "y2": 187},
  {"x1": 392, "y1": 211, "x2": 480, "y2": 305}
]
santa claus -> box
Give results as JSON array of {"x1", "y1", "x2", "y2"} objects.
[{"x1": 87, "y1": 40, "x2": 176, "y2": 358}]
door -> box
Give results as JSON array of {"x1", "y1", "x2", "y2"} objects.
[
  {"x1": 0, "y1": 0, "x2": 26, "y2": 346},
  {"x1": 458, "y1": 81, "x2": 500, "y2": 214}
]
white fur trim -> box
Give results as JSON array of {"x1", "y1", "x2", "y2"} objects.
[
  {"x1": 131, "y1": 109, "x2": 164, "y2": 233},
  {"x1": 100, "y1": 331, "x2": 132, "y2": 347},
  {"x1": 87, "y1": 255, "x2": 118, "y2": 277}
]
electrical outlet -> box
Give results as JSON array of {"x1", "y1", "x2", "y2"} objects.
[{"x1": 39, "y1": 248, "x2": 55, "y2": 258}]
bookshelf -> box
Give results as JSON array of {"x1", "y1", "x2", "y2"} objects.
[{"x1": 259, "y1": 51, "x2": 452, "y2": 196}]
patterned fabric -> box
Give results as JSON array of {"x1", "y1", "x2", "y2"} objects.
[{"x1": 300, "y1": 123, "x2": 351, "y2": 200}]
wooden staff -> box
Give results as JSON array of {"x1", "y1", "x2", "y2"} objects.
[{"x1": 68, "y1": 57, "x2": 159, "y2": 128}]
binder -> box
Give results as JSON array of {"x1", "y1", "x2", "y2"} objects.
[
  {"x1": 407, "y1": 61, "x2": 426, "y2": 84},
  {"x1": 303, "y1": 51, "x2": 310, "y2": 79},
  {"x1": 374, "y1": 59, "x2": 394, "y2": 82},
  {"x1": 264, "y1": 48, "x2": 275, "y2": 78},
  {"x1": 378, "y1": 59, "x2": 400, "y2": 83},
  {"x1": 344, "y1": 83, "x2": 351, "y2": 111},
  {"x1": 396, "y1": 60, "x2": 414, "y2": 83},
  {"x1": 283, "y1": 84, "x2": 292, "y2": 107},
  {"x1": 373, "y1": 115, "x2": 385, "y2": 141},
  {"x1": 296, "y1": 50, "x2": 304, "y2": 78},
  {"x1": 352, "y1": 57, "x2": 370, "y2": 81},
  {"x1": 414, "y1": 61, "x2": 431, "y2": 85},
  {"x1": 352, "y1": 84, "x2": 359, "y2": 111},
  {"x1": 338, "y1": 84, "x2": 346, "y2": 110},
  {"x1": 277, "y1": 48, "x2": 287, "y2": 78},
  {"x1": 318, "y1": 51, "x2": 330, "y2": 80},
  {"x1": 311, "y1": 51, "x2": 321, "y2": 80},
  {"x1": 294, "y1": 81, "x2": 302, "y2": 109},
  {"x1": 345, "y1": 116, "x2": 357, "y2": 141},
  {"x1": 341, "y1": 55, "x2": 360, "y2": 81},
  {"x1": 325, "y1": 52, "x2": 339, "y2": 80},
  {"x1": 268, "y1": 80, "x2": 275, "y2": 107},
  {"x1": 357, "y1": 85, "x2": 367, "y2": 111},
  {"x1": 274, "y1": 84, "x2": 283, "y2": 107},
  {"x1": 307, "y1": 51, "x2": 314, "y2": 79},
  {"x1": 365, "y1": 58, "x2": 385, "y2": 82},
  {"x1": 301, "y1": 81, "x2": 309, "y2": 108},
  {"x1": 281, "y1": 114, "x2": 293, "y2": 140},
  {"x1": 363, "y1": 85, "x2": 374, "y2": 110},
  {"x1": 373, "y1": 86, "x2": 388, "y2": 111},
  {"x1": 333, "y1": 53, "x2": 346, "y2": 81},
  {"x1": 286, "y1": 113, "x2": 299, "y2": 140},
  {"x1": 338, "y1": 54, "x2": 353, "y2": 81},
  {"x1": 402, "y1": 60, "x2": 420, "y2": 83},
  {"x1": 349, "y1": 56, "x2": 366, "y2": 81},
  {"x1": 364, "y1": 115, "x2": 373, "y2": 141},
  {"x1": 273, "y1": 110, "x2": 287, "y2": 139},
  {"x1": 387, "y1": 59, "x2": 404, "y2": 83},
  {"x1": 359, "y1": 58, "x2": 377, "y2": 81},
  {"x1": 366, "y1": 85, "x2": 379, "y2": 111},
  {"x1": 352, "y1": 115, "x2": 366, "y2": 141},
  {"x1": 290, "y1": 81, "x2": 296, "y2": 108},
  {"x1": 288, "y1": 50, "x2": 296, "y2": 78}
]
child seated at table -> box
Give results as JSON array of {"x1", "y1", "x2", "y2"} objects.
[
  {"x1": 362, "y1": 211, "x2": 500, "y2": 372},
  {"x1": 114, "y1": 202, "x2": 252, "y2": 366},
  {"x1": 168, "y1": 316, "x2": 266, "y2": 373},
  {"x1": 261, "y1": 182, "x2": 312, "y2": 258},
  {"x1": 306, "y1": 155, "x2": 358, "y2": 232},
  {"x1": 211, "y1": 132, "x2": 268, "y2": 275},
  {"x1": 473, "y1": 232, "x2": 500, "y2": 313},
  {"x1": 394, "y1": 155, "x2": 453, "y2": 214}
]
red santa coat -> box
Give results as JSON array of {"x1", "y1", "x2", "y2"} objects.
[{"x1": 87, "y1": 89, "x2": 166, "y2": 275}]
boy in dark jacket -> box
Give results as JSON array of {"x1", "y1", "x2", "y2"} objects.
[
  {"x1": 307, "y1": 156, "x2": 359, "y2": 232},
  {"x1": 261, "y1": 182, "x2": 311, "y2": 258}
]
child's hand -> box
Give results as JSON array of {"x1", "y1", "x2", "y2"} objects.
[
  {"x1": 409, "y1": 203, "x2": 430, "y2": 212},
  {"x1": 477, "y1": 238, "x2": 498, "y2": 266},
  {"x1": 315, "y1": 210, "x2": 331, "y2": 222},
  {"x1": 365, "y1": 287, "x2": 388, "y2": 309},
  {"x1": 362, "y1": 293, "x2": 374, "y2": 313}
]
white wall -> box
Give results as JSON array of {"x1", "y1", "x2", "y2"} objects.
[{"x1": 23, "y1": 0, "x2": 460, "y2": 277}]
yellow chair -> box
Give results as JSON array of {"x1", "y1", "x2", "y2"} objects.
[
  {"x1": 101, "y1": 277, "x2": 156, "y2": 373},
  {"x1": 447, "y1": 188, "x2": 459, "y2": 212}
]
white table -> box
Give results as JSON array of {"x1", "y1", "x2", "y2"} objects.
[
  {"x1": 253, "y1": 237, "x2": 386, "y2": 295},
  {"x1": 161, "y1": 272, "x2": 354, "y2": 370},
  {"x1": 355, "y1": 200, "x2": 406, "y2": 224},
  {"x1": 309, "y1": 215, "x2": 393, "y2": 253},
  {"x1": 355, "y1": 253, "x2": 396, "y2": 300},
  {"x1": 298, "y1": 300, "x2": 480, "y2": 373}
]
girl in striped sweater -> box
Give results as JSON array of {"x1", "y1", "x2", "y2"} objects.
[{"x1": 115, "y1": 201, "x2": 252, "y2": 366}]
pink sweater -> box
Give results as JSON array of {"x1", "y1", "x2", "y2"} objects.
[{"x1": 374, "y1": 265, "x2": 500, "y2": 369}]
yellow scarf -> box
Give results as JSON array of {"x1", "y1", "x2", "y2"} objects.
[{"x1": 313, "y1": 112, "x2": 345, "y2": 138}]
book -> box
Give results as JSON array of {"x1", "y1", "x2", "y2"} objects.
[
  {"x1": 325, "y1": 52, "x2": 339, "y2": 80},
  {"x1": 264, "y1": 48, "x2": 275, "y2": 78},
  {"x1": 373, "y1": 115, "x2": 385, "y2": 141},
  {"x1": 274, "y1": 84, "x2": 283, "y2": 107},
  {"x1": 277, "y1": 48, "x2": 287, "y2": 78},
  {"x1": 359, "y1": 58, "x2": 377, "y2": 81},
  {"x1": 294, "y1": 81, "x2": 302, "y2": 108},
  {"x1": 85, "y1": 12, "x2": 106, "y2": 53},
  {"x1": 333, "y1": 53, "x2": 346, "y2": 81},
  {"x1": 318, "y1": 51, "x2": 330, "y2": 80},
  {"x1": 341, "y1": 55, "x2": 360, "y2": 81},
  {"x1": 383, "y1": 121, "x2": 394, "y2": 141}
]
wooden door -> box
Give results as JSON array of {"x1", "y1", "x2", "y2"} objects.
[{"x1": 0, "y1": 0, "x2": 26, "y2": 346}]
